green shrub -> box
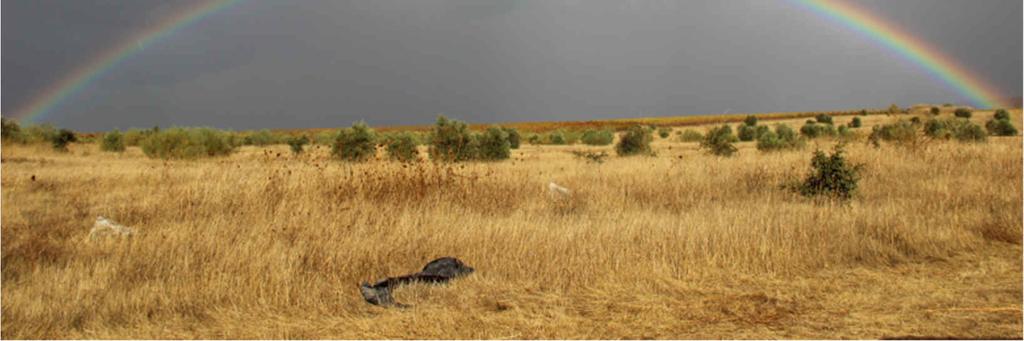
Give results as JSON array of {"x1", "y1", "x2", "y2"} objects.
[
  {"x1": 428, "y1": 115, "x2": 475, "y2": 162},
  {"x1": 243, "y1": 129, "x2": 280, "y2": 146},
  {"x1": 849, "y1": 117, "x2": 862, "y2": 128},
  {"x1": 755, "y1": 125, "x2": 770, "y2": 138},
  {"x1": 502, "y1": 127, "x2": 521, "y2": 149},
  {"x1": 547, "y1": 130, "x2": 568, "y2": 145},
  {"x1": 332, "y1": 122, "x2": 377, "y2": 161},
  {"x1": 815, "y1": 114, "x2": 833, "y2": 125},
  {"x1": 140, "y1": 127, "x2": 234, "y2": 159},
  {"x1": 123, "y1": 128, "x2": 150, "y2": 146},
  {"x1": 23, "y1": 123, "x2": 58, "y2": 144},
  {"x1": 954, "y1": 108, "x2": 972, "y2": 119},
  {"x1": 954, "y1": 122, "x2": 987, "y2": 142},
  {"x1": 678, "y1": 129, "x2": 703, "y2": 142},
  {"x1": 756, "y1": 124, "x2": 804, "y2": 152},
  {"x1": 477, "y1": 126, "x2": 511, "y2": 160},
  {"x1": 986, "y1": 118, "x2": 1018, "y2": 136},
  {"x1": 798, "y1": 144, "x2": 862, "y2": 201},
  {"x1": 859, "y1": 110, "x2": 868, "y2": 116},
  {"x1": 700, "y1": 124, "x2": 738, "y2": 157},
  {"x1": 287, "y1": 135, "x2": 310, "y2": 154},
  {"x1": 737, "y1": 124, "x2": 757, "y2": 142},
  {"x1": 1, "y1": 118, "x2": 24, "y2": 142},
  {"x1": 526, "y1": 133, "x2": 542, "y2": 145},
  {"x1": 386, "y1": 131, "x2": 420, "y2": 162},
  {"x1": 800, "y1": 122, "x2": 836, "y2": 138},
  {"x1": 51, "y1": 129, "x2": 77, "y2": 151},
  {"x1": 615, "y1": 125, "x2": 653, "y2": 156},
  {"x1": 923, "y1": 118, "x2": 988, "y2": 142},
  {"x1": 993, "y1": 109, "x2": 1011, "y2": 121},
  {"x1": 868, "y1": 120, "x2": 919, "y2": 146},
  {"x1": 930, "y1": 107, "x2": 940, "y2": 115},
  {"x1": 925, "y1": 118, "x2": 950, "y2": 138},
  {"x1": 581, "y1": 128, "x2": 614, "y2": 145},
  {"x1": 743, "y1": 115, "x2": 758, "y2": 127},
  {"x1": 657, "y1": 127, "x2": 672, "y2": 138},
  {"x1": 100, "y1": 130, "x2": 126, "y2": 152}
]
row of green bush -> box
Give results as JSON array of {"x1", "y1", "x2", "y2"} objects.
[
  {"x1": 868, "y1": 115, "x2": 1017, "y2": 146},
  {"x1": 2, "y1": 118, "x2": 78, "y2": 151},
  {"x1": 329, "y1": 116, "x2": 521, "y2": 162}
]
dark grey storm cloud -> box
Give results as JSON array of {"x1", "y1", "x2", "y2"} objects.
[{"x1": 2, "y1": 0, "x2": 1021, "y2": 131}]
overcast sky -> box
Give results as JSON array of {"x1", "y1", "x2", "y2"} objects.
[{"x1": 3, "y1": 0, "x2": 1021, "y2": 131}]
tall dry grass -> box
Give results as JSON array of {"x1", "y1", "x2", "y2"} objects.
[{"x1": 1, "y1": 111, "x2": 1022, "y2": 339}]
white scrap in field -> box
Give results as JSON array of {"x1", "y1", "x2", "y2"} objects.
[
  {"x1": 89, "y1": 216, "x2": 135, "y2": 239},
  {"x1": 548, "y1": 182, "x2": 571, "y2": 197}
]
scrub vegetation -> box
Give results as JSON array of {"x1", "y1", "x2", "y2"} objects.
[{"x1": 1, "y1": 108, "x2": 1021, "y2": 339}]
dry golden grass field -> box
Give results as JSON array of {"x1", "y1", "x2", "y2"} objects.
[{"x1": 2, "y1": 110, "x2": 1022, "y2": 339}]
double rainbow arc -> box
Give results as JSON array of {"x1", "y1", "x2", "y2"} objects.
[
  {"x1": 9, "y1": 0, "x2": 239, "y2": 123},
  {"x1": 8, "y1": 0, "x2": 1010, "y2": 124},
  {"x1": 793, "y1": 0, "x2": 1008, "y2": 109}
]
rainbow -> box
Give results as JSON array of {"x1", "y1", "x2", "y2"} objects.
[
  {"x1": 792, "y1": 0, "x2": 1009, "y2": 109},
  {"x1": 9, "y1": 0, "x2": 239, "y2": 123}
]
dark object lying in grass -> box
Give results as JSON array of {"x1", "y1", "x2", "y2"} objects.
[{"x1": 360, "y1": 257, "x2": 475, "y2": 307}]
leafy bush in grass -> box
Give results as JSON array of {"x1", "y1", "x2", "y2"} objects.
[
  {"x1": 287, "y1": 135, "x2": 309, "y2": 154},
  {"x1": 744, "y1": 115, "x2": 758, "y2": 126},
  {"x1": 141, "y1": 127, "x2": 234, "y2": 159},
  {"x1": 798, "y1": 144, "x2": 862, "y2": 201},
  {"x1": 986, "y1": 118, "x2": 1018, "y2": 136},
  {"x1": 428, "y1": 115, "x2": 475, "y2": 162},
  {"x1": 477, "y1": 126, "x2": 511, "y2": 160},
  {"x1": 923, "y1": 118, "x2": 987, "y2": 142},
  {"x1": 737, "y1": 124, "x2": 757, "y2": 142},
  {"x1": 993, "y1": 109, "x2": 1011, "y2": 121},
  {"x1": 678, "y1": 129, "x2": 703, "y2": 142},
  {"x1": 954, "y1": 122, "x2": 987, "y2": 142},
  {"x1": 581, "y1": 128, "x2": 614, "y2": 145},
  {"x1": 849, "y1": 117, "x2": 862, "y2": 128},
  {"x1": 547, "y1": 130, "x2": 569, "y2": 145},
  {"x1": 502, "y1": 127, "x2": 521, "y2": 149},
  {"x1": 930, "y1": 107, "x2": 940, "y2": 115},
  {"x1": 51, "y1": 129, "x2": 77, "y2": 151},
  {"x1": 615, "y1": 125, "x2": 653, "y2": 156},
  {"x1": 657, "y1": 127, "x2": 672, "y2": 138},
  {"x1": 756, "y1": 124, "x2": 803, "y2": 152},
  {"x1": 100, "y1": 130, "x2": 126, "y2": 152},
  {"x1": 243, "y1": 129, "x2": 281, "y2": 146},
  {"x1": 800, "y1": 122, "x2": 836, "y2": 138},
  {"x1": 526, "y1": 133, "x2": 542, "y2": 145},
  {"x1": 954, "y1": 108, "x2": 972, "y2": 118},
  {"x1": 123, "y1": 128, "x2": 154, "y2": 146},
  {"x1": 1, "y1": 118, "x2": 24, "y2": 143},
  {"x1": 700, "y1": 124, "x2": 738, "y2": 157},
  {"x1": 22, "y1": 123, "x2": 58, "y2": 144},
  {"x1": 815, "y1": 114, "x2": 833, "y2": 125},
  {"x1": 386, "y1": 131, "x2": 420, "y2": 162},
  {"x1": 868, "y1": 120, "x2": 919, "y2": 146},
  {"x1": 332, "y1": 122, "x2": 377, "y2": 161}
]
